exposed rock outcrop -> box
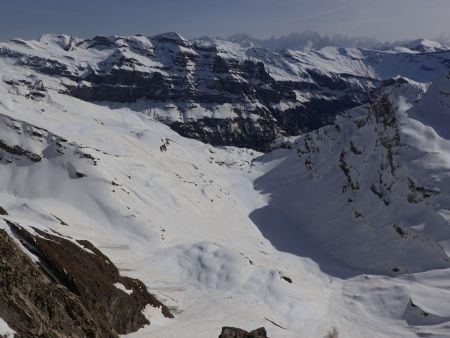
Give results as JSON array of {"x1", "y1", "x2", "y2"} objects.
[
  {"x1": 219, "y1": 326, "x2": 268, "y2": 338},
  {"x1": 0, "y1": 220, "x2": 172, "y2": 337},
  {"x1": 0, "y1": 227, "x2": 116, "y2": 337}
]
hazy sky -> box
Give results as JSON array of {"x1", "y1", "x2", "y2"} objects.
[{"x1": 0, "y1": 0, "x2": 449, "y2": 42}]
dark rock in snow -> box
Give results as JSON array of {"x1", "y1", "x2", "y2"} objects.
[
  {"x1": 219, "y1": 326, "x2": 268, "y2": 338},
  {"x1": 0, "y1": 220, "x2": 172, "y2": 337},
  {"x1": 0, "y1": 227, "x2": 116, "y2": 337}
]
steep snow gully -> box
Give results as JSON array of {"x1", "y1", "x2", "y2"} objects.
[{"x1": 0, "y1": 33, "x2": 450, "y2": 337}]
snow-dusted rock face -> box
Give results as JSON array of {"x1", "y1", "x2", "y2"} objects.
[
  {"x1": 1, "y1": 33, "x2": 449, "y2": 150},
  {"x1": 254, "y1": 78, "x2": 450, "y2": 275}
]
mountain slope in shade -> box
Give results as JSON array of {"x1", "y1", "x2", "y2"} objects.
[
  {"x1": 408, "y1": 74, "x2": 450, "y2": 138},
  {"x1": 249, "y1": 76, "x2": 450, "y2": 336},
  {"x1": 253, "y1": 77, "x2": 450, "y2": 275}
]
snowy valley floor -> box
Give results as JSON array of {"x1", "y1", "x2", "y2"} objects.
[{"x1": 1, "y1": 78, "x2": 450, "y2": 337}]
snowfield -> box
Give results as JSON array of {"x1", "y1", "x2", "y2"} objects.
[{"x1": 1, "y1": 35, "x2": 450, "y2": 338}]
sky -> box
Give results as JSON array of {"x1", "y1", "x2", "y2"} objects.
[{"x1": 0, "y1": 0, "x2": 449, "y2": 42}]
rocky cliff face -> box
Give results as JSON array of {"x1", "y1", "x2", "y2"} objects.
[
  {"x1": 0, "y1": 219, "x2": 172, "y2": 337},
  {"x1": 1, "y1": 33, "x2": 448, "y2": 151}
]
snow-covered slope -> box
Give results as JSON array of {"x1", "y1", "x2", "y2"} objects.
[
  {"x1": 1, "y1": 33, "x2": 450, "y2": 337},
  {"x1": 0, "y1": 69, "x2": 337, "y2": 337}
]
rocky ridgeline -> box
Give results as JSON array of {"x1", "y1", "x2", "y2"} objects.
[
  {"x1": 2, "y1": 33, "x2": 449, "y2": 151},
  {"x1": 0, "y1": 33, "x2": 380, "y2": 151}
]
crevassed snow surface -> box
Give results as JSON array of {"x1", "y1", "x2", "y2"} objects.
[{"x1": 1, "y1": 40, "x2": 450, "y2": 337}]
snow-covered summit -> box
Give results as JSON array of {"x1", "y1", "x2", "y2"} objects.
[{"x1": 401, "y1": 39, "x2": 448, "y2": 53}]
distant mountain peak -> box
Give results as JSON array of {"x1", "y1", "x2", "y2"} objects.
[
  {"x1": 225, "y1": 31, "x2": 383, "y2": 51},
  {"x1": 154, "y1": 32, "x2": 187, "y2": 43},
  {"x1": 404, "y1": 39, "x2": 446, "y2": 53}
]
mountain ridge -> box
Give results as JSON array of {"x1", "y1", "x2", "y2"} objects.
[{"x1": 1, "y1": 32, "x2": 450, "y2": 152}]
